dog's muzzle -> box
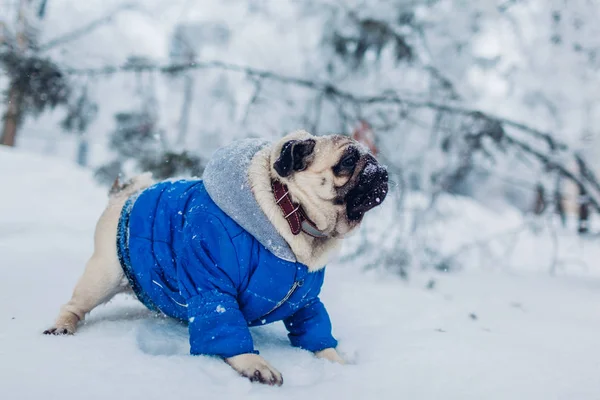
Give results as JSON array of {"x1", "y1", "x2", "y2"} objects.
[{"x1": 346, "y1": 157, "x2": 389, "y2": 221}]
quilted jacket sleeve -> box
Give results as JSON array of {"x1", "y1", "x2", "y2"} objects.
[
  {"x1": 177, "y1": 212, "x2": 256, "y2": 359},
  {"x1": 283, "y1": 297, "x2": 338, "y2": 352}
]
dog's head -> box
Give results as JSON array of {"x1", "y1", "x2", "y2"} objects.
[{"x1": 270, "y1": 130, "x2": 388, "y2": 237}]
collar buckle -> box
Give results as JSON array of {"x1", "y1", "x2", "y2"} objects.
[{"x1": 271, "y1": 180, "x2": 328, "y2": 238}]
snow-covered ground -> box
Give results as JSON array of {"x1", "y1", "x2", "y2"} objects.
[{"x1": 1, "y1": 147, "x2": 600, "y2": 399}]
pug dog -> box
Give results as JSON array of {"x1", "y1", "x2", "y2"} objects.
[{"x1": 44, "y1": 130, "x2": 388, "y2": 386}]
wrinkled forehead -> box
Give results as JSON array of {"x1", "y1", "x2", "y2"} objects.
[
  {"x1": 329, "y1": 134, "x2": 352, "y2": 146},
  {"x1": 316, "y1": 134, "x2": 366, "y2": 157}
]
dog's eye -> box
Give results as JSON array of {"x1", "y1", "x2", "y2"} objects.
[
  {"x1": 341, "y1": 156, "x2": 357, "y2": 168},
  {"x1": 333, "y1": 148, "x2": 360, "y2": 176}
]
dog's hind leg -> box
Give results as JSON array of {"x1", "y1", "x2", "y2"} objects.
[
  {"x1": 45, "y1": 174, "x2": 153, "y2": 335},
  {"x1": 44, "y1": 253, "x2": 127, "y2": 335},
  {"x1": 44, "y1": 190, "x2": 136, "y2": 335}
]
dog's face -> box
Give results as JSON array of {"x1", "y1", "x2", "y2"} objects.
[{"x1": 270, "y1": 130, "x2": 388, "y2": 237}]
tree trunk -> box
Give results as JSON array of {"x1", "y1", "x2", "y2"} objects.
[
  {"x1": 554, "y1": 175, "x2": 566, "y2": 227},
  {"x1": 177, "y1": 74, "x2": 194, "y2": 146},
  {"x1": 533, "y1": 184, "x2": 546, "y2": 215},
  {"x1": 1, "y1": 0, "x2": 30, "y2": 147},
  {"x1": 578, "y1": 185, "x2": 590, "y2": 234},
  {"x1": 76, "y1": 136, "x2": 89, "y2": 167},
  {"x1": 1, "y1": 84, "x2": 22, "y2": 147}
]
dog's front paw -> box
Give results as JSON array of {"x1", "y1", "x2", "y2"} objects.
[
  {"x1": 43, "y1": 312, "x2": 79, "y2": 335},
  {"x1": 315, "y1": 348, "x2": 346, "y2": 364},
  {"x1": 225, "y1": 353, "x2": 283, "y2": 386},
  {"x1": 43, "y1": 326, "x2": 74, "y2": 335}
]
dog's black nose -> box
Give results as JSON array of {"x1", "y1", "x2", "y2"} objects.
[
  {"x1": 346, "y1": 160, "x2": 389, "y2": 221},
  {"x1": 355, "y1": 161, "x2": 388, "y2": 193}
]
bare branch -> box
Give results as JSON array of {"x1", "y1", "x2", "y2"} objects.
[
  {"x1": 241, "y1": 78, "x2": 262, "y2": 126},
  {"x1": 503, "y1": 134, "x2": 600, "y2": 212},
  {"x1": 59, "y1": 59, "x2": 569, "y2": 152},
  {"x1": 59, "y1": 58, "x2": 600, "y2": 226},
  {"x1": 575, "y1": 153, "x2": 600, "y2": 196},
  {"x1": 437, "y1": 223, "x2": 529, "y2": 269},
  {"x1": 39, "y1": 3, "x2": 138, "y2": 51}
]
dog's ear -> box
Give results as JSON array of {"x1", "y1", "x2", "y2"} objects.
[
  {"x1": 273, "y1": 139, "x2": 316, "y2": 177},
  {"x1": 108, "y1": 176, "x2": 123, "y2": 196}
]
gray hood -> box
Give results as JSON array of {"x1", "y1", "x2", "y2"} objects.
[{"x1": 202, "y1": 138, "x2": 296, "y2": 262}]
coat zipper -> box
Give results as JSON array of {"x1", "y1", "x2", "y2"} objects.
[{"x1": 260, "y1": 280, "x2": 302, "y2": 319}]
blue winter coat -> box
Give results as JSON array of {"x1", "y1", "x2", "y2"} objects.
[{"x1": 116, "y1": 139, "x2": 337, "y2": 359}]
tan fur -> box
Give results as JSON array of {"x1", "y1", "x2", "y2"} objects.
[
  {"x1": 44, "y1": 173, "x2": 154, "y2": 335},
  {"x1": 225, "y1": 353, "x2": 283, "y2": 386},
  {"x1": 44, "y1": 134, "x2": 356, "y2": 383},
  {"x1": 248, "y1": 130, "x2": 364, "y2": 270},
  {"x1": 315, "y1": 348, "x2": 346, "y2": 364}
]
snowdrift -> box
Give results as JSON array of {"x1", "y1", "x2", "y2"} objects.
[{"x1": 1, "y1": 148, "x2": 600, "y2": 400}]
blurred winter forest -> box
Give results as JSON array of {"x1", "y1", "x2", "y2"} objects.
[{"x1": 3, "y1": 0, "x2": 600, "y2": 276}]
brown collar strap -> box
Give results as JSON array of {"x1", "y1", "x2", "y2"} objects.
[{"x1": 271, "y1": 180, "x2": 328, "y2": 238}]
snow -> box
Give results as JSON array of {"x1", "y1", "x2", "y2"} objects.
[
  {"x1": 2, "y1": 147, "x2": 600, "y2": 399},
  {"x1": 202, "y1": 138, "x2": 296, "y2": 262},
  {"x1": 216, "y1": 305, "x2": 227, "y2": 314}
]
